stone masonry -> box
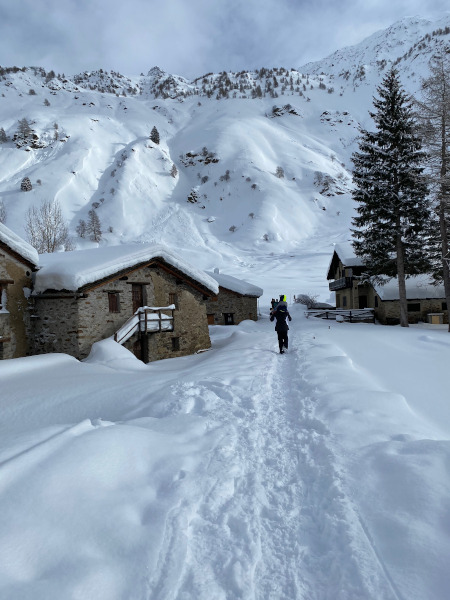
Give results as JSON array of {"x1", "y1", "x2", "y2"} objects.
[
  {"x1": 32, "y1": 259, "x2": 213, "y2": 362},
  {"x1": 205, "y1": 287, "x2": 259, "y2": 325}
]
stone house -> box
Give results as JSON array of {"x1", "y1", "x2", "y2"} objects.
[
  {"x1": 204, "y1": 269, "x2": 263, "y2": 325},
  {"x1": 0, "y1": 223, "x2": 39, "y2": 359},
  {"x1": 31, "y1": 244, "x2": 219, "y2": 362},
  {"x1": 327, "y1": 243, "x2": 448, "y2": 324}
]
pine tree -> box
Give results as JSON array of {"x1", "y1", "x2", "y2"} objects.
[
  {"x1": 17, "y1": 118, "x2": 32, "y2": 139},
  {"x1": 150, "y1": 126, "x2": 160, "y2": 144},
  {"x1": 416, "y1": 53, "x2": 450, "y2": 331},
  {"x1": 0, "y1": 127, "x2": 7, "y2": 143},
  {"x1": 86, "y1": 209, "x2": 102, "y2": 242},
  {"x1": 170, "y1": 163, "x2": 178, "y2": 178},
  {"x1": 351, "y1": 68, "x2": 431, "y2": 327}
]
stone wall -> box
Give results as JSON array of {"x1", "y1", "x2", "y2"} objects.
[
  {"x1": 205, "y1": 287, "x2": 259, "y2": 324},
  {"x1": 144, "y1": 266, "x2": 211, "y2": 361},
  {"x1": 0, "y1": 249, "x2": 34, "y2": 359},
  {"x1": 376, "y1": 298, "x2": 449, "y2": 325},
  {"x1": 31, "y1": 296, "x2": 80, "y2": 356}
]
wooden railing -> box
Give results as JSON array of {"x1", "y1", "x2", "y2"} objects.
[
  {"x1": 305, "y1": 308, "x2": 375, "y2": 323},
  {"x1": 114, "y1": 305, "x2": 175, "y2": 345}
]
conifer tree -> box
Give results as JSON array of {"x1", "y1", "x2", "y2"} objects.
[
  {"x1": 150, "y1": 126, "x2": 160, "y2": 144},
  {"x1": 416, "y1": 53, "x2": 450, "y2": 331},
  {"x1": 351, "y1": 68, "x2": 431, "y2": 327}
]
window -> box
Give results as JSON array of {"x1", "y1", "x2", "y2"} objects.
[
  {"x1": 171, "y1": 337, "x2": 180, "y2": 351},
  {"x1": 443, "y1": 302, "x2": 448, "y2": 311},
  {"x1": 342, "y1": 296, "x2": 347, "y2": 307},
  {"x1": 0, "y1": 284, "x2": 3, "y2": 310},
  {"x1": 223, "y1": 313, "x2": 235, "y2": 325},
  {"x1": 374, "y1": 296, "x2": 379, "y2": 308},
  {"x1": 407, "y1": 303, "x2": 421, "y2": 312},
  {"x1": 169, "y1": 293, "x2": 178, "y2": 309},
  {"x1": 108, "y1": 292, "x2": 120, "y2": 313}
]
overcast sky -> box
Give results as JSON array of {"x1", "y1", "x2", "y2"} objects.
[{"x1": 1, "y1": 0, "x2": 449, "y2": 79}]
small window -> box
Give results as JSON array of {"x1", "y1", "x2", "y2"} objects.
[
  {"x1": 443, "y1": 302, "x2": 448, "y2": 311},
  {"x1": 108, "y1": 292, "x2": 120, "y2": 313},
  {"x1": 342, "y1": 296, "x2": 347, "y2": 307},
  {"x1": 171, "y1": 337, "x2": 180, "y2": 351},
  {"x1": 0, "y1": 284, "x2": 3, "y2": 310},
  {"x1": 374, "y1": 296, "x2": 379, "y2": 308},
  {"x1": 169, "y1": 293, "x2": 178, "y2": 309},
  {"x1": 223, "y1": 313, "x2": 235, "y2": 325},
  {"x1": 407, "y1": 303, "x2": 421, "y2": 312}
]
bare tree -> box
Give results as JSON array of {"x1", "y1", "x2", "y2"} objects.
[
  {"x1": 275, "y1": 166, "x2": 285, "y2": 178},
  {"x1": 76, "y1": 219, "x2": 87, "y2": 238},
  {"x1": 170, "y1": 163, "x2": 178, "y2": 178},
  {"x1": 416, "y1": 52, "x2": 450, "y2": 331},
  {"x1": 25, "y1": 200, "x2": 74, "y2": 253},
  {"x1": 86, "y1": 209, "x2": 102, "y2": 242},
  {"x1": 0, "y1": 200, "x2": 6, "y2": 223},
  {"x1": 295, "y1": 293, "x2": 319, "y2": 308}
]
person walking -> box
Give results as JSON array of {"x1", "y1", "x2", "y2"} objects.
[{"x1": 270, "y1": 294, "x2": 292, "y2": 353}]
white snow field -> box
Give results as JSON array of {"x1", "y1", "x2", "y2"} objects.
[
  {"x1": 1, "y1": 14, "x2": 450, "y2": 600},
  {"x1": 1, "y1": 305, "x2": 449, "y2": 600}
]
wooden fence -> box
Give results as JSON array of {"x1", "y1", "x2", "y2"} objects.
[{"x1": 305, "y1": 308, "x2": 375, "y2": 323}]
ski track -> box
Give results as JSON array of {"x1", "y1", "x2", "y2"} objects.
[{"x1": 146, "y1": 326, "x2": 401, "y2": 600}]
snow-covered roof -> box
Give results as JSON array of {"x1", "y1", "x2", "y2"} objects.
[
  {"x1": 205, "y1": 270, "x2": 263, "y2": 297},
  {"x1": 0, "y1": 222, "x2": 39, "y2": 267},
  {"x1": 374, "y1": 275, "x2": 446, "y2": 301},
  {"x1": 332, "y1": 242, "x2": 364, "y2": 268},
  {"x1": 34, "y1": 244, "x2": 219, "y2": 294},
  {"x1": 327, "y1": 242, "x2": 364, "y2": 279}
]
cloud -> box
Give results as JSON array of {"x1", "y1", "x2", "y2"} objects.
[{"x1": 0, "y1": 0, "x2": 449, "y2": 78}]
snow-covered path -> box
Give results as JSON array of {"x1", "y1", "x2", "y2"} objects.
[
  {"x1": 146, "y1": 317, "x2": 401, "y2": 600},
  {"x1": 1, "y1": 306, "x2": 450, "y2": 600}
]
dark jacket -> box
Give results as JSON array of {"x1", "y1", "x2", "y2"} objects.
[{"x1": 270, "y1": 303, "x2": 292, "y2": 332}]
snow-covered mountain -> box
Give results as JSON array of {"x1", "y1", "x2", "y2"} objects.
[{"x1": 1, "y1": 14, "x2": 449, "y2": 299}]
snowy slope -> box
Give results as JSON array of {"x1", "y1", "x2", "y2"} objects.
[
  {"x1": 1, "y1": 306, "x2": 449, "y2": 599},
  {"x1": 2, "y1": 15, "x2": 448, "y2": 304}
]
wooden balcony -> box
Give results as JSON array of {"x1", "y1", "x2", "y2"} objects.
[{"x1": 329, "y1": 276, "x2": 353, "y2": 291}]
